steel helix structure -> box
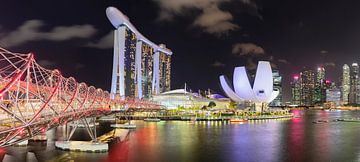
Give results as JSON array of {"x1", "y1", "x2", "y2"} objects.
[{"x1": 0, "y1": 47, "x2": 162, "y2": 147}]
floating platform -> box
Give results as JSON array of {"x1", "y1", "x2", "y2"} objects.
[
  {"x1": 144, "y1": 118, "x2": 161, "y2": 122},
  {"x1": 229, "y1": 118, "x2": 248, "y2": 122},
  {"x1": 55, "y1": 141, "x2": 108, "y2": 153},
  {"x1": 69, "y1": 122, "x2": 99, "y2": 128},
  {"x1": 111, "y1": 123, "x2": 136, "y2": 129},
  {"x1": 247, "y1": 115, "x2": 294, "y2": 120},
  {"x1": 98, "y1": 116, "x2": 116, "y2": 121},
  {"x1": 180, "y1": 117, "x2": 225, "y2": 121}
]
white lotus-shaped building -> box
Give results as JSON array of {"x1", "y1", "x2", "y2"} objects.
[{"x1": 219, "y1": 61, "x2": 279, "y2": 111}]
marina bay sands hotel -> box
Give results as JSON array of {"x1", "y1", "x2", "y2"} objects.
[{"x1": 106, "y1": 7, "x2": 172, "y2": 99}]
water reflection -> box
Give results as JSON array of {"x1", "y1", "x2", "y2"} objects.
[
  {"x1": 107, "y1": 111, "x2": 360, "y2": 162},
  {"x1": 3, "y1": 110, "x2": 360, "y2": 161}
]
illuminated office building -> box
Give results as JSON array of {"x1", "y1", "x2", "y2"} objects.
[
  {"x1": 349, "y1": 63, "x2": 359, "y2": 104},
  {"x1": 314, "y1": 67, "x2": 326, "y2": 104},
  {"x1": 341, "y1": 64, "x2": 350, "y2": 105},
  {"x1": 139, "y1": 43, "x2": 154, "y2": 98},
  {"x1": 124, "y1": 29, "x2": 137, "y2": 97},
  {"x1": 291, "y1": 75, "x2": 301, "y2": 105},
  {"x1": 158, "y1": 44, "x2": 171, "y2": 93},
  {"x1": 300, "y1": 70, "x2": 315, "y2": 106},
  {"x1": 326, "y1": 87, "x2": 341, "y2": 106}
]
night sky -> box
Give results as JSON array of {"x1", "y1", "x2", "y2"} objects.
[{"x1": 1, "y1": 0, "x2": 360, "y2": 101}]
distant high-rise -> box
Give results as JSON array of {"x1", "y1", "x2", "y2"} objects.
[
  {"x1": 341, "y1": 64, "x2": 350, "y2": 105},
  {"x1": 349, "y1": 63, "x2": 359, "y2": 104},
  {"x1": 300, "y1": 70, "x2": 315, "y2": 106},
  {"x1": 270, "y1": 70, "x2": 282, "y2": 106},
  {"x1": 314, "y1": 66, "x2": 326, "y2": 104},
  {"x1": 326, "y1": 86, "x2": 341, "y2": 106},
  {"x1": 291, "y1": 75, "x2": 301, "y2": 105},
  {"x1": 316, "y1": 67, "x2": 325, "y2": 83}
]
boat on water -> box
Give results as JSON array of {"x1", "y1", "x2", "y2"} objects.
[
  {"x1": 229, "y1": 118, "x2": 248, "y2": 122},
  {"x1": 189, "y1": 117, "x2": 197, "y2": 123},
  {"x1": 144, "y1": 118, "x2": 161, "y2": 122},
  {"x1": 342, "y1": 118, "x2": 360, "y2": 122},
  {"x1": 312, "y1": 120, "x2": 329, "y2": 124},
  {"x1": 324, "y1": 109, "x2": 346, "y2": 112}
]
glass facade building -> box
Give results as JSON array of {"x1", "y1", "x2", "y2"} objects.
[
  {"x1": 326, "y1": 87, "x2": 341, "y2": 106},
  {"x1": 349, "y1": 63, "x2": 359, "y2": 104},
  {"x1": 314, "y1": 67, "x2": 326, "y2": 104},
  {"x1": 300, "y1": 70, "x2": 315, "y2": 106},
  {"x1": 140, "y1": 43, "x2": 154, "y2": 98},
  {"x1": 341, "y1": 64, "x2": 350, "y2": 105},
  {"x1": 159, "y1": 50, "x2": 171, "y2": 93},
  {"x1": 291, "y1": 75, "x2": 301, "y2": 105},
  {"x1": 124, "y1": 28, "x2": 137, "y2": 97}
]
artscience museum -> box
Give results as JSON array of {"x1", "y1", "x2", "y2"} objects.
[{"x1": 219, "y1": 61, "x2": 279, "y2": 112}]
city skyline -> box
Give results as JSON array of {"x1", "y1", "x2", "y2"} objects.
[
  {"x1": 1, "y1": 0, "x2": 360, "y2": 102},
  {"x1": 1, "y1": 1, "x2": 360, "y2": 162}
]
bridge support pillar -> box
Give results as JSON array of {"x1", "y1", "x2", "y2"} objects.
[
  {"x1": 111, "y1": 112, "x2": 136, "y2": 129},
  {"x1": 55, "y1": 117, "x2": 108, "y2": 152}
]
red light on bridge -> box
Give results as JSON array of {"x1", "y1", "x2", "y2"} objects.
[
  {"x1": 18, "y1": 128, "x2": 25, "y2": 135},
  {"x1": 293, "y1": 75, "x2": 299, "y2": 80}
]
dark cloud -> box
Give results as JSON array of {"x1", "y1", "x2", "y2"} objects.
[
  {"x1": 278, "y1": 59, "x2": 290, "y2": 64},
  {"x1": 211, "y1": 61, "x2": 226, "y2": 67},
  {"x1": 193, "y1": 4, "x2": 239, "y2": 34},
  {"x1": 152, "y1": 0, "x2": 258, "y2": 35},
  {"x1": 320, "y1": 50, "x2": 328, "y2": 54},
  {"x1": 232, "y1": 43, "x2": 265, "y2": 56},
  {"x1": 75, "y1": 63, "x2": 85, "y2": 69},
  {"x1": 324, "y1": 62, "x2": 336, "y2": 67},
  {"x1": 38, "y1": 59, "x2": 56, "y2": 68},
  {"x1": 246, "y1": 58, "x2": 257, "y2": 70},
  {"x1": 0, "y1": 20, "x2": 97, "y2": 47},
  {"x1": 270, "y1": 62, "x2": 278, "y2": 69},
  {"x1": 87, "y1": 31, "x2": 113, "y2": 49}
]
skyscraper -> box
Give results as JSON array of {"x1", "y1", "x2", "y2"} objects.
[
  {"x1": 300, "y1": 70, "x2": 315, "y2": 106},
  {"x1": 158, "y1": 44, "x2": 171, "y2": 93},
  {"x1": 326, "y1": 86, "x2": 341, "y2": 106},
  {"x1": 349, "y1": 63, "x2": 359, "y2": 104},
  {"x1": 270, "y1": 70, "x2": 282, "y2": 106},
  {"x1": 107, "y1": 7, "x2": 173, "y2": 99},
  {"x1": 316, "y1": 67, "x2": 325, "y2": 83},
  {"x1": 291, "y1": 75, "x2": 301, "y2": 105},
  {"x1": 111, "y1": 27, "x2": 137, "y2": 98},
  {"x1": 314, "y1": 66, "x2": 326, "y2": 104},
  {"x1": 139, "y1": 43, "x2": 154, "y2": 98},
  {"x1": 341, "y1": 64, "x2": 350, "y2": 105}
]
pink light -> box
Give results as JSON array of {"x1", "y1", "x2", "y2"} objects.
[
  {"x1": 293, "y1": 75, "x2": 299, "y2": 80},
  {"x1": 325, "y1": 80, "x2": 331, "y2": 84}
]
